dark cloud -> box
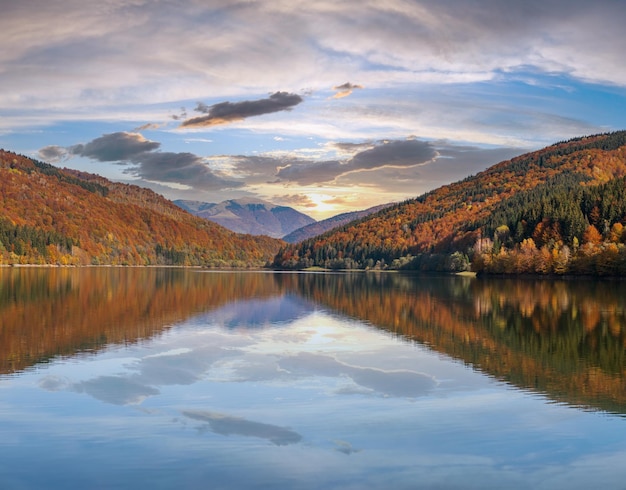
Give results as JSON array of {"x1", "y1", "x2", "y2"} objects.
[
  {"x1": 183, "y1": 410, "x2": 302, "y2": 446},
  {"x1": 223, "y1": 139, "x2": 437, "y2": 186},
  {"x1": 332, "y1": 82, "x2": 364, "y2": 99},
  {"x1": 350, "y1": 139, "x2": 437, "y2": 169},
  {"x1": 71, "y1": 132, "x2": 161, "y2": 162},
  {"x1": 434, "y1": 143, "x2": 523, "y2": 168},
  {"x1": 50, "y1": 132, "x2": 241, "y2": 191},
  {"x1": 275, "y1": 159, "x2": 343, "y2": 185},
  {"x1": 334, "y1": 142, "x2": 523, "y2": 195},
  {"x1": 274, "y1": 139, "x2": 437, "y2": 185},
  {"x1": 230, "y1": 155, "x2": 287, "y2": 178},
  {"x1": 170, "y1": 107, "x2": 187, "y2": 121},
  {"x1": 334, "y1": 82, "x2": 363, "y2": 91},
  {"x1": 127, "y1": 151, "x2": 243, "y2": 191},
  {"x1": 194, "y1": 102, "x2": 211, "y2": 113},
  {"x1": 331, "y1": 141, "x2": 374, "y2": 154},
  {"x1": 38, "y1": 145, "x2": 68, "y2": 163},
  {"x1": 181, "y1": 92, "x2": 303, "y2": 128}
]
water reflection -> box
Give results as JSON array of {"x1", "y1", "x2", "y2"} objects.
[
  {"x1": 279, "y1": 352, "x2": 437, "y2": 397},
  {"x1": 1, "y1": 268, "x2": 625, "y2": 416},
  {"x1": 183, "y1": 410, "x2": 303, "y2": 446},
  {"x1": 289, "y1": 273, "x2": 626, "y2": 414},
  {"x1": 2, "y1": 268, "x2": 626, "y2": 489},
  {"x1": 0, "y1": 268, "x2": 287, "y2": 374}
]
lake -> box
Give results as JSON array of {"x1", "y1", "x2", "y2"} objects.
[{"x1": 0, "y1": 267, "x2": 625, "y2": 489}]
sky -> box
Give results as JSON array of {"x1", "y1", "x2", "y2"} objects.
[{"x1": 2, "y1": 1, "x2": 626, "y2": 219}]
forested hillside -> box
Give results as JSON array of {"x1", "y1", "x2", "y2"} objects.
[
  {"x1": 0, "y1": 151, "x2": 282, "y2": 266},
  {"x1": 272, "y1": 131, "x2": 626, "y2": 275}
]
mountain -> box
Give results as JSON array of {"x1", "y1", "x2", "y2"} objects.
[
  {"x1": 282, "y1": 203, "x2": 392, "y2": 243},
  {"x1": 175, "y1": 198, "x2": 315, "y2": 238},
  {"x1": 0, "y1": 151, "x2": 283, "y2": 266},
  {"x1": 272, "y1": 131, "x2": 626, "y2": 275}
]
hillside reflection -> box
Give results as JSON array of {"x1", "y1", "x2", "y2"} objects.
[
  {"x1": 1, "y1": 268, "x2": 625, "y2": 415},
  {"x1": 0, "y1": 268, "x2": 286, "y2": 374},
  {"x1": 292, "y1": 273, "x2": 626, "y2": 415}
]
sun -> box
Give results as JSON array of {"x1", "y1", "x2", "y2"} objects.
[{"x1": 307, "y1": 193, "x2": 338, "y2": 218}]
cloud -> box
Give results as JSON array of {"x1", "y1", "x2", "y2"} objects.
[
  {"x1": 37, "y1": 145, "x2": 68, "y2": 163},
  {"x1": 334, "y1": 142, "x2": 523, "y2": 196},
  {"x1": 2, "y1": 1, "x2": 626, "y2": 136},
  {"x1": 329, "y1": 141, "x2": 374, "y2": 155},
  {"x1": 42, "y1": 132, "x2": 242, "y2": 191},
  {"x1": 133, "y1": 123, "x2": 161, "y2": 131},
  {"x1": 219, "y1": 138, "x2": 439, "y2": 188},
  {"x1": 183, "y1": 410, "x2": 302, "y2": 446},
  {"x1": 332, "y1": 82, "x2": 364, "y2": 99},
  {"x1": 273, "y1": 194, "x2": 317, "y2": 208},
  {"x1": 181, "y1": 92, "x2": 304, "y2": 128},
  {"x1": 4, "y1": 0, "x2": 626, "y2": 191},
  {"x1": 275, "y1": 139, "x2": 438, "y2": 185},
  {"x1": 170, "y1": 107, "x2": 187, "y2": 121},
  {"x1": 350, "y1": 139, "x2": 437, "y2": 168},
  {"x1": 229, "y1": 155, "x2": 287, "y2": 180},
  {"x1": 320, "y1": 196, "x2": 355, "y2": 206},
  {"x1": 274, "y1": 159, "x2": 343, "y2": 186},
  {"x1": 70, "y1": 132, "x2": 160, "y2": 162},
  {"x1": 127, "y1": 151, "x2": 243, "y2": 191}
]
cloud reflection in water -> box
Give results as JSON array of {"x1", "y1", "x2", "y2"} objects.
[
  {"x1": 183, "y1": 410, "x2": 302, "y2": 446},
  {"x1": 279, "y1": 352, "x2": 437, "y2": 398}
]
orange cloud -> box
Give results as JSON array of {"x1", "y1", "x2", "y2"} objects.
[{"x1": 332, "y1": 82, "x2": 364, "y2": 99}]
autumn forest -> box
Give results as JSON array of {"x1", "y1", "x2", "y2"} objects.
[
  {"x1": 3, "y1": 131, "x2": 626, "y2": 275},
  {"x1": 273, "y1": 131, "x2": 626, "y2": 276},
  {"x1": 0, "y1": 151, "x2": 281, "y2": 267}
]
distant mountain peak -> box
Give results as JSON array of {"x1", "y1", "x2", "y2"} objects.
[{"x1": 174, "y1": 198, "x2": 315, "y2": 238}]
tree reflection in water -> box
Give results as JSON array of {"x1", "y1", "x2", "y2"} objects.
[{"x1": 1, "y1": 268, "x2": 624, "y2": 415}]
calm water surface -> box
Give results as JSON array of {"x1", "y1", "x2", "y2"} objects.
[{"x1": 0, "y1": 268, "x2": 625, "y2": 489}]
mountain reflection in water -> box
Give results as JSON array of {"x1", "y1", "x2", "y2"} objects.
[
  {"x1": 293, "y1": 273, "x2": 626, "y2": 415},
  {"x1": 0, "y1": 267, "x2": 624, "y2": 415}
]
